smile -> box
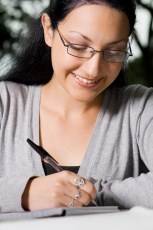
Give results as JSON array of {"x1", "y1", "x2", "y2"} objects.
[
  {"x1": 75, "y1": 75, "x2": 100, "y2": 84},
  {"x1": 72, "y1": 73, "x2": 102, "y2": 88}
]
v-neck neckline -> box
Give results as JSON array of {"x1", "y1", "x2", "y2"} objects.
[{"x1": 35, "y1": 85, "x2": 109, "y2": 175}]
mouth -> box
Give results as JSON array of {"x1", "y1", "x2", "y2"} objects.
[{"x1": 72, "y1": 73, "x2": 103, "y2": 88}]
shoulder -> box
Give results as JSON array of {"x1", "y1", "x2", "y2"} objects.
[
  {"x1": 105, "y1": 84, "x2": 153, "y2": 117},
  {"x1": 121, "y1": 84, "x2": 153, "y2": 96},
  {"x1": 0, "y1": 81, "x2": 41, "y2": 116},
  {"x1": 121, "y1": 84, "x2": 153, "y2": 110},
  {"x1": 111, "y1": 84, "x2": 153, "y2": 97},
  {"x1": 0, "y1": 81, "x2": 31, "y2": 96},
  {"x1": 0, "y1": 80, "x2": 40, "y2": 100},
  {"x1": 110, "y1": 84, "x2": 153, "y2": 105}
]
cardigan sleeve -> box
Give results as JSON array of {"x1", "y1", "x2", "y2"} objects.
[
  {"x1": 97, "y1": 86, "x2": 153, "y2": 209},
  {"x1": 0, "y1": 176, "x2": 34, "y2": 212},
  {"x1": 97, "y1": 172, "x2": 153, "y2": 208},
  {"x1": 0, "y1": 81, "x2": 43, "y2": 212},
  {"x1": 0, "y1": 82, "x2": 3, "y2": 125}
]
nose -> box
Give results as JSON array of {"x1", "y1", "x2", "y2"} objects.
[{"x1": 81, "y1": 53, "x2": 103, "y2": 79}]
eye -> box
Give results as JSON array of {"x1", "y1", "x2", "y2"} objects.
[
  {"x1": 69, "y1": 44, "x2": 88, "y2": 51},
  {"x1": 104, "y1": 50, "x2": 125, "y2": 55}
]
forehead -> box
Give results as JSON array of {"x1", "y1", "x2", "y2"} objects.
[{"x1": 59, "y1": 4, "x2": 130, "y2": 43}]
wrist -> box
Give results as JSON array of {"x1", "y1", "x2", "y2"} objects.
[{"x1": 22, "y1": 177, "x2": 37, "y2": 211}]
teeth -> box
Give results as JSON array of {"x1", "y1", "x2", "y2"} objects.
[{"x1": 75, "y1": 75, "x2": 98, "y2": 84}]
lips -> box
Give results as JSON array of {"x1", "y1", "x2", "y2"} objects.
[
  {"x1": 75, "y1": 75, "x2": 100, "y2": 84},
  {"x1": 72, "y1": 73, "x2": 102, "y2": 88}
]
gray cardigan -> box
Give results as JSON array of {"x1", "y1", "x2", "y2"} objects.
[{"x1": 0, "y1": 81, "x2": 153, "y2": 213}]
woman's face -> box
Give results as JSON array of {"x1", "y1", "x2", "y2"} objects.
[{"x1": 43, "y1": 4, "x2": 130, "y2": 102}]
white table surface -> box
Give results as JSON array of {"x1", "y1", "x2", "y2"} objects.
[{"x1": 1, "y1": 207, "x2": 153, "y2": 230}]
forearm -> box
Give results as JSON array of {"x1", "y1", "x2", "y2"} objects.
[
  {"x1": 97, "y1": 172, "x2": 153, "y2": 208},
  {"x1": 22, "y1": 177, "x2": 37, "y2": 211},
  {"x1": 0, "y1": 175, "x2": 38, "y2": 213}
]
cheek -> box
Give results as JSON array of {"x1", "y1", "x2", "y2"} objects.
[
  {"x1": 51, "y1": 46, "x2": 81, "y2": 75},
  {"x1": 107, "y1": 63, "x2": 122, "y2": 81}
]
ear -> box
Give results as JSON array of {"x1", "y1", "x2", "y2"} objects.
[{"x1": 41, "y1": 13, "x2": 54, "y2": 47}]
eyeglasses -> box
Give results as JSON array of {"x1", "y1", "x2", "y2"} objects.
[{"x1": 57, "y1": 28, "x2": 133, "y2": 63}]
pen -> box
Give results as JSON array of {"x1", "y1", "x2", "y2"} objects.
[
  {"x1": 27, "y1": 138, "x2": 63, "y2": 172},
  {"x1": 27, "y1": 138, "x2": 97, "y2": 206}
]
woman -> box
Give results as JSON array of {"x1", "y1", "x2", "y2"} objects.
[{"x1": 1, "y1": 0, "x2": 153, "y2": 213}]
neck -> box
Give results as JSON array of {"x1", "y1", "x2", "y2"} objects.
[{"x1": 41, "y1": 79, "x2": 103, "y2": 120}]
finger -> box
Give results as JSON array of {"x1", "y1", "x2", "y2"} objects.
[
  {"x1": 56, "y1": 194, "x2": 83, "y2": 208},
  {"x1": 66, "y1": 197, "x2": 82, "y2": 208},
  {"x1": 58, "y1": 171, "x2": 96, "y2": 202},
  {"x1": 71, "y1": 175, "x2": 96, "y2": 200},
  {"x1": 80, "y1": 179, "x2": 97, "y2": 200},
  {"x1": 63, "y1": 182, "x2": 92, "y2": 206},
  {"x1": 47, "y1": 184, "x2": 83, "y2": 208},
  {"x1": 47, "y1": 172, "x2": 87, "y2": 207}
]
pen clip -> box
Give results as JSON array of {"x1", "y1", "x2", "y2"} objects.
[{"x1": 43, "y1": 156, "x2": 63, "y2": 172}]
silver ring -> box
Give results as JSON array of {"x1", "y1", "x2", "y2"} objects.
[
  {"x1": 68, "y1": 199, "x2": 74, "y2": 208},
  {"x1": 74, "y1": 189, "x2": 81, "y2": 200},
  {"x1": 74, "y1": 176, "x2": 86, "y2": 188}
]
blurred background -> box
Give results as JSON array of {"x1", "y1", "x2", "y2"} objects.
[{"x1": 0, "y1": 0, "x2": 152, "y2": 86}]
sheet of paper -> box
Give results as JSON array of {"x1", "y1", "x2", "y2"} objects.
[{"x1": 0, "y1": 206, "x2": 119, "y2": 221}]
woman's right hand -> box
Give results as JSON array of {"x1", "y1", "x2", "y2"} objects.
[{"x1": 22, "y1": 171, "x2": 96, "y2": 211}]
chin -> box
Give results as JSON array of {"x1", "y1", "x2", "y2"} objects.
[{"x1": 70, "y1": 91, "x2": 101, "y2": 103}]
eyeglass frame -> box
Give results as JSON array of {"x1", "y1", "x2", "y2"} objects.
[{"x1": 56, "y1": 27, "x2": 133, "y2": 63}]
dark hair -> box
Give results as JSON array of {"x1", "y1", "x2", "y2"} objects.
[{"x1": 2, "y1": 0, "x2": 136, "y2": 86}]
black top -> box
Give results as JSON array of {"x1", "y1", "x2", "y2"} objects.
[{"x1": 42, "y1": 161, "x2": 80, "y2": 175}]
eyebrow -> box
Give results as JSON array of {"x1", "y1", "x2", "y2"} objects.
[{"x1": 69, "y1": 30, "x2": 128, "y2": 45}]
